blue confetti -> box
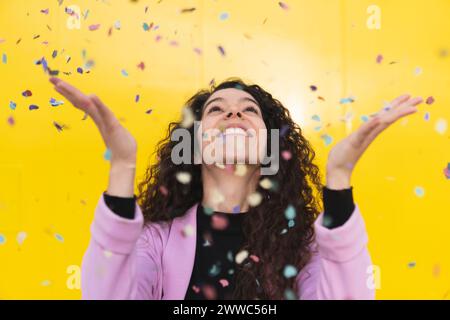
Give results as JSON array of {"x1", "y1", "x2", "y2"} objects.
[
  {"x1": 232, "y1": 205, "x2": 240, "y2": 213},
  {"x1": 311, "y1": 114, "x2": 321, "y2": 122},
  {"x1": 77, "y1": 67, "x2": 83, "y2": 74},
  {"x1": 104, "y1": 148, "x2": 112, "y2": 161},
  {"x1": 284, "y1": 205, "x2": 296, "y2": 220},
  {"x1": 135, "y1": 94, "x2": 140, "y2": 103},
  {"x1": 9, "y1": 101, "x2": 16, "y2": 110},
  {"x1": 361, "y1": 115, "x2": 369, "y2": 123},
  {"x1": 283, "y1": 265, "x2": 298, "y2": 278},
  {"x1": 424, "y1": 112, "x2": 430, "y2": 121},
  {"x1": 321, "y1": 134, "x2": 333, "y2": 146},
  {"x1": 29, "y1": 104, "x2": 39, "y2": 110},
  {"x1": 408, "y1": 261, "x2": 416, "y2": 268},
  {"x1": 414, "y1": 186, "x2": 425, "y2": 198},
  {"x1": 0, "y1": 234, "x2": 5, "y2": 245},
  {"x1": 55, "y1": 233, "x2": 64, "y2": 242},
  {"x1": 288, "y1": 219, "x2": 295, "y2": 228},
  {"x1": 50, "y1": 98, "x2": 64, "y2": 107},
  {"x1": 2, "y1": 53, "x2": 6, "y2": 64},
  {"x1": 339, "y1": 96, "x2": 355, "y2": 104},
  {"x1": 121, "y1": 69, "x2": 128, "y2": 77},
  {"x1": 143, "y1": 22, "x2": 151, "y2": 31},
  {"x1": 219, "y1": 12, "x2": 229, "y2": 20}
]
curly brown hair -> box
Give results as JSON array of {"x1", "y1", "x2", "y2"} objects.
[{"x1": 137, "y1": 78, "x2": 324, "y2": 299}]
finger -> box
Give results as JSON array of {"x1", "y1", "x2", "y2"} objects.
[
  {"x1": 389, "y1": 93, "x2": 411, "y2": 108},
  {"x1": 352, "y1": 116, "x2": 381, "y2": 148},
  {"x1": 89, "y1": 94, "x2": 118, "y2": 127}
]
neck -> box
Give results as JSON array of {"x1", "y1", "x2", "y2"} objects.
[{"x1": 201, "y1": 164, "x2": 260, "y2": 214}]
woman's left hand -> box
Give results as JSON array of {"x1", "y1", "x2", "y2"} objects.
[{"x1": 325, "y1": 94, "x2": 424, "y2": 189}]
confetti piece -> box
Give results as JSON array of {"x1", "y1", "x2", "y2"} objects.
[
  {"x1": 211, "y1": 214, "x2": 229, "y2": 230},
  {"x1": 41, "y1": 280, "x2": 51, "y2": 286},
  {"x1": 53, "y1": 121, "x2": 64, "y2": 132},
  {"x1": 88, "y1": 24, "x2": 101, "y2": 31},
  {"x1": 55, "y1": 233, "x2": 64, "y2": 242},
  {"x1": 77, "y1": 67, "x2": 83, "y2": 74},
  {"x1": 284, "y1": 288, "x2": 297, "y2": 300},
  {"x1": 135, "y1": 94, "x2": 140, "y2": 103},
  {"x1": 176, "y1": 171, "x2": 192, "y2": 184},
  {"x1": 145, "y1": 109, "x2": 153, "y2": 114},
  {"x1": 40, "y1": 8, "x2": 49, "y2": 14},
  {"x1": 50, "y1": 98, "x2": 64, "y2": 107},
  {"x1": 280, "y1": 125, "x2": 289, "y2": 137},
  {"x1": 361, "y1": 115, "x2": 369, "y2": 123},
  {"x1": 2, "y1": 53, "x2": 6, "y2": 64},
  {"x1": 281, "y1": 150, "x2": 292, "y2": 160},
  {"x1": 104, "y1": 148, "x2": 111, "y2": 161},
  {"x1": 114, "y1": 20, "x2": 121, "y2": 30},
  {"x1": 259, "y1": 178, "x2": 273, "y2": 190},
  {"x1": 0, "y1": 234, "x2": 6, "y2": 245},
  {"x1": 433, "y1": 264, "x2": 441, "y2": 277},
  {"x1": 309, "y1": 85, "x2": 317, "y2": 91},
  {"x1": 235, "y1": 250, "x2": 249, "y2": 264},
  {"x1": 181, "y1": 7, "x2": 196, "y2": 14},
  {"x1": 219, "y1": 12, "x2": 229, "y2": 21},
  {"x1": 443, "y1": 163, "x2": 450, "y2": 179},
  {"x1": 435, "y1": 118, "x2": 447, "y2": 135},
  {"x1": 192, "y1": 285, "x2": 200, "y2": 293},
  {"x1": 408, "y1": 261, "x2": 416, "y2": 268},
  {"x1": 17, "y1": 231, "x2": 27, "y2": 246},
  {"x1": 339, "y1": 96, "x2": 355, "y2": 104},
  {"x1": 29, "y1": 104, "x2": 39, "y2": 110},
  {"x1": 182, "y1": 224, "x2": 194, "y2": 237},
  {"x1": 22, "y1": 90, "x2": 32, "y2": 97},
  {"x1": 7, "y1": 116, "x2": 15, "y2": 126},
  {"x1": 424, "y1": 112, "x2": 430, "y2": 121},
  {"x1": 159, "y1": 185, "x2": 169, "y2": 196},
  {"x1": 414, "y1": 67, "x2": 422, "y2": 76},
  {"x1": 137, "y1": 61, "x2": 145, "y2": 70},
  {"x1": 283, "y1": 265, "x2": 298, "y2": 278},
  {"x1": 202, "y1": 284, "x2": 217, "y2": 300},
  {"x1": 376, "y1": 54, "x2": 383, "y2": 64},
  {"x1": 208, "y1": 264, "x2": 221, "y2": 276},
  {"x1": 143, "y1": 22, "x2": 152, "y2": 31},
  {"x1": 52, "y1": 50, "x2": 58, "y2": 59},
  {"x1": 284, "y1": 205, "x2": 296, "y2": 220},
  {"x1": 247, "y1": 192, "x2": 262, "y2": 207},
  {"x1": 249, "y1": 254, "x2": 260, "y2": 263},
  {"x1": 9, "y1": 101, "x2": 16, "y2": 110},
  {"x1": 321, "y1": 134, "x2": 333, "y2": 146},
  {"x1": 414, "y1": 186, "x2": 425, "y2": 198},
  {"x1": 217, "y1": 45, "x2": 226, "y2": 57},
  {"x1": 278, "y1": 1, "x2": 289, "y2": 10},
  {"x1": 193, "y1": 47, "x2": 202, "y2": 55},
  {"x1": 426, "y1": 96, "x2": 435, "y2": 105},
  {"x1": 121, "y1": 69, "x2": 129, "y2": 77},
  {"x1": 311, "y1": 114, "x2": 320, "y2": 122},
  {"x1": 219, "y1": 279, "x2": 229, "y2": 287},
  {"x1": 288, "y1": 219, "x2": 295, "y2": 228}
]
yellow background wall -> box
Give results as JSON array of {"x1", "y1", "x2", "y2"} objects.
[{"x1": 0, "y1": 0, "x2": 448, "y2": 299}]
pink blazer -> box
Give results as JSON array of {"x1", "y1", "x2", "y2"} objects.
[{"x1": 81, "y1": 194, "x2": 375, "y2": 300}]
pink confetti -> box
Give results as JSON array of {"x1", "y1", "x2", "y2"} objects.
[
  {"x1": 211, "y1": 214, "x2": 229, "y2": 230},
  {"x1": 137, "y1": 61, "x2": 145, "y2": 70},
  {"x1": 219, "y1": 279, "x2": 229, "y2": 287},
  {"x1": 88, "y1": 24, "x2": 101, "y2": 31},
  {"x1": 250, "y1": 254, "x2": 260, "y2": 263},
  {"x1": 202, "y1": 284, "x2": 217, "y2": 300},
  {"x1": 281, "y1": 150, "x2": 292, "y2": 160},
  {"x1": 279, "y1": 2, "x2": 289, "y2": 10},
  {"x1": 376, "y1": 54, "x2": 383, "y2": 64},
  {"x1": 426, "y1": 96, "x2": 435, "y2": 105}
]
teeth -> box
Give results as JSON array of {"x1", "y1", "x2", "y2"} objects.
[{"x1": 224, "y1": 127, "x2": 247, "y2": 136}]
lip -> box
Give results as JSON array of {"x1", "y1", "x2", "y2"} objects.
[{"x1": 224, "y1": 123, "x2": 248, "y2": 130}]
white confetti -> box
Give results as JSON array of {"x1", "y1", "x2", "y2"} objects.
[
  {"x1": 235, "y1": 250, "x2": 249, "y2": 264},
  {"x1": 176, "y1": 171, "x2": 191, "y2": 184}
]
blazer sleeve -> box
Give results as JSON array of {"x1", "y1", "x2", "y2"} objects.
[
  {"x1": 296, "y1": 203, "x2": 375, "y2": 300},
  {"x1": 80, "y1": 193, "x2": 164, "y2": 300}
]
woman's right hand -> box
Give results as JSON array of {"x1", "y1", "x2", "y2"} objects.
[{"x1": 50, "y1": 77, "x2": 137, "y2": 197}]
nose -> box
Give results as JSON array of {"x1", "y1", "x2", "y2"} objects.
[{"x1": 226, "y1": 111, "x2": 242, "y2": 119}]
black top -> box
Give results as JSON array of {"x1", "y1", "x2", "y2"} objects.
[{"x1": 103, "y1": 185, "x2": 355, "y2": 300}]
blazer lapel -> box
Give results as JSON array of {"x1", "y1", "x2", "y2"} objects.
[{"x1": 161, "y1": 202, "x2": 198, "y2": 299}]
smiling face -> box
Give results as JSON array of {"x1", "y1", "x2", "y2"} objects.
[{"x1": 198, "y1": 88, "x2": 268, "y2": 165}]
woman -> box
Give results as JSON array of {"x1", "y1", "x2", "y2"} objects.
[{"x1": 49, "y1": 76, "x2": 423, "y2": 300}]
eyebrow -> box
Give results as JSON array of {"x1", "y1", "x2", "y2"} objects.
[{"x1": 203, "y1": 96, "x2": 259, "y2": 110}]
